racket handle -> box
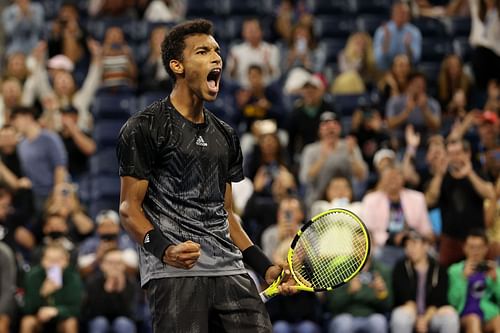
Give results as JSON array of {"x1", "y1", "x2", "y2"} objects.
[{"x1": 258, "y1": 270, "x2": 284, "y2": 303}]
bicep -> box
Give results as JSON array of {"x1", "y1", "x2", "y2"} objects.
[{"x1": 120, "y1": 176, "x2": 149, "y2": 207}]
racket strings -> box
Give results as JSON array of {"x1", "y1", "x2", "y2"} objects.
[{"x1": 291, "y1": 211, "x2": 368, "y2": 289}]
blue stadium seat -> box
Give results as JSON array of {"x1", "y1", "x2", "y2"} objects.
[
  {"x1": 453, "y1": 37, "x2": 473, "y2": 62},
  {"x1": 137, "y1": 92, "x2": 166, "y2": 111},
  {"x1": 91, "y1": 92, "x2": 137, "y2": 119},
  {"x1": 321, "y1": 38, "x2": 347, "y2": 64},
  {"x1": 90, "y1": 148, "x2": 119, "y2": 176},
  {"x1": 412, "y1": 17, "x2": 447, "y2": 37},
  {"x1": 420, "y1": 38, "x2": 452, "y2": 62},
  {"x1": 89, "y1": 198, "x2": 120, "y2": 220},
  {"x1": 333, "y1": 94, "x2": 369, "y2": 117},
  {"x1": 448, "y1": 16, "x2": 471, "y2": 38},
  {"x1": 185, "y1": 0, "x2": 219, "y2": 17},
  {"x1": 315, "y1": 16, "x2": 356, "y2": 39},
  {"x1": 226, "y1": 0, "x2": 263, "y2": 16},
  {"x1": 355, "y1": 0, "x2": 391, "y2": 15},
  {"x1": 357, "y1": 15, "x2": 388, "y2": 35},
  {"x1": 91, "y1": 175, "x2": 120, "y2": 199},
  {"x1": 308, "y1": 0, "x2": 353, "y2": 15},
  {"x1": 93, "y1": 119, "x2": 127, "y2": 148},
  {"x1": 418, "y1": 61, "x2": 441, "y2": 96},
  {"x1": 224, "y1": 16, "x2": 274, "y2": 43}
]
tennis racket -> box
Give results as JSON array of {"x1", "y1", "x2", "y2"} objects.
[{"x1": 260, "y1": 208, "x2": 370, "y2": 302}]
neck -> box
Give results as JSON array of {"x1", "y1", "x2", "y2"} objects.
[
  {"x1": 25, "y1": 123, "x2": 41, "y2": 140},
  {"x1": 414, "y1": 257, "x2": 429, "y2": 271},
  {"x1": 387, "y1": 190, "x2": 400, "y2": 202},
  {"x1": 170, "y1": 82, "x2": 205, "y2": 123}
]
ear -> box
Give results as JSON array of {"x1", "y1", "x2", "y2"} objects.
[{"x1": 169, "y1": 59, "x2": 184, "y2": 76}]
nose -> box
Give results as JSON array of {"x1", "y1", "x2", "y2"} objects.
[{"x1": 211, "y1": 51, "x2": 222, "y2": 66}]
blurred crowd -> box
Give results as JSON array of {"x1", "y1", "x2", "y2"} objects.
[{"x1": 0, "y1": 0, "x2": 499, "y2": 332}]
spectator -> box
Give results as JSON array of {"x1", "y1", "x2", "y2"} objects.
[
  {"x1": 1, "y1": 0, "x2": 44, "y2": 55},
  {"x1": 448, "y1": 229, "x2": 500, "y2": 333},
  {"x1": 391, "y1": 230, "x2": 460, "y2": 333},
  {"x1": 425, "y1": 139, "x2": 496, "y2": 266},
  {"x1": 261, "y1": 196, "x2": 304, "y2": 260},
  {"x1": 0, "y1": 77, "x2": 23, "y2": 128},
  {"x1": 469, "y1": 0, "x2": 500, "y2": 90},
  {"x1": 273, "y1": 0, "x2": 313, "y2": 42},
  {"x1": 56, "y1": 105, "x2": 96, "y2": 183},
  {"x1": 287, "y1": 73, "x2": 335, "y2": 168},
  {"x1": 337, "y1": 32, "x2": 378, "y2": 86},
  {"x1": 44, "y1": 182, "x2": 94, "y2": 242},
  {"x1": 485, "y1": 177, "x2": 500, "y2": 258},
  {"x1": 310, "y1": 176, "x2": 362, "y2": 219},
  {"x1": 100, "y1": 26, "x2": 137, "y2": 90},
  {"x1": 361, "y1": 164, "x2": 434, "y2": 267},
  {"x1": 326, "y1": 253, "x2": 392, "y2": 333},
  {"x1": 143, "y1": 0, "x2": 186, "y2": 22},
  {"x1": 235, "y1": 64, "x2": 285, "y2": 134},
  {"x1": 85, "y1": 248, "x2": 138, "y2": 333},
  {"x1": 43, "y1": 38, "x2": 103, "y2": 132},
  {"x1": 373, "y1": 2, "x2": 422, "y2": 71},
  {"x1": 20, "y1": 243, "x2": 82, "y2": 333},
  {"x1": 386, "y1": 71, "x2": 441, "y2": 145},
  {"x1": 377, "y1": 54, "x2": 411, "y2": 107},
  {"x1": 78, "y1": 209, "x2": 138, "y2": 278},
  {"x1": 47, "y1": 2, "x2": 89, "y2": 80},
  {"x1": 0, "y1": 125, "x2": 22, "y2": 177},
  {"x1": 476, "y1": 111, "x2": 499, "y2": 180},
  {"x1": 484, "y1": 79, "x2": 499, "y2": 113},
  {"x1": 0, "y1": 241, "x2": 16, "y2": 333},
  {"x1": 299, "y1": 111, "x2": 368, "y2": 207},
  {"x1": 227, "y1": 18, "x2": 281, "y2": 87},
  {"x1": 437, "y1": 54, "x2": 471, "y2": 109},
  {"x1": 139, "y1": 26, "x2": 171, "y2": 93},
  {"x1": 10, "y1": 106, "x2": 68, "y2": 213}
]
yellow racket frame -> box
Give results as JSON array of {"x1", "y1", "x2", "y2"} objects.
[{"x1": 260, "y1": 208, "x2": 370, "y2": 301}]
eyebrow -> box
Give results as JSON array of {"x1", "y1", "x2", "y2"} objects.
[{"x1": 194, "y1": 45, "x2": 221, "y2": 53}]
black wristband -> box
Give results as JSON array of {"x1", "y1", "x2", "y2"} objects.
[
  {"x1": 143, "y1": 228, "x2": 173, "y2": 262},
  {"x1": 242, "y1": 245, "x2": 273, "y2": 280}
]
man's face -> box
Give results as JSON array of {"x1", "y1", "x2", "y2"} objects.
[
  {"x1": 408, "y1": 77, "x2": 426, "y2": 96},
  {"x1": 42, "y1": 248, "x2": 69, "y2": 270},
  {"x1": 447, "y1": 142, "x2": 469, "y2": 171},
  {"x1": 0, "y1": 195, "x2": 12, "y2": 221},
  {"x1": 464, "y1": 236, "x2": 488, "y2": 263},
  {"x1": 1, "y1": 80, "x2": 22, "y2": 107},
  {"x1": 318, "y1": 120, "x2": 341, "y2": 140},
  {"x1": 248, "y1": 68, "x2": 263, "y2": 90},
  {"x1": 405, "y1": 238, "x2": 428, "y2": 263},
  {"x1": 326, "y1": 177, "x2": 352, "y2": 201},
  {"x1": 180, "y1": 34, "x2": 222, "y2": 102},
  {"x1": 392, "y1": 4, "x2": 410, "y2": 27},
  {"x1": 97, "y1": 219, "x2": 120, "y2": 237},
  {"x1": 242, "y1": 20, "x2": 262, "y2": 46}
]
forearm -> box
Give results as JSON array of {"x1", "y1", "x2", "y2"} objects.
[
  {"x1": 228, "y1": 210, "x2": 253, "y2": 251},
  {"x1": 119, "y1": 200, "x2": 155, "y2": 245},
  {"x1": 468, "y1": 171, "x2": 495, "y2": 200},
  {"x1": 387, "y1": 109, "x2": 411, "y2": 129},
  {"x1": 306, "y1": 156, "x2": 328, "y2": 181},
  {"x1": 70, "y1": 131, "x2": 96, "y2": 156},
  {"x1": 422, "y1": 107, "x2": 440, "y2": 130},
  {"x1": 71, "y1": 211, "x2": 94, "y2": 235},
  {"x1": 53, "y1": 166, "x2": 67, "y2": 186},
  {"x1": 350, "y1": 157, "x2": 367, "y2": 180},
  {"x1": 425, "y1": 174, "x2": 443, "y2": 207},
  {"x1": 0, "y1": 162, "x2": 20, "y2": 190}
]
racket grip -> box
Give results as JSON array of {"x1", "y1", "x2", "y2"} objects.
[{"x1": 258, "y1": 270, "x2": 284, "y2": 303}]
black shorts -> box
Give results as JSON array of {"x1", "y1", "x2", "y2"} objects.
[{"x1": 146, "y1": 274, "x2": 272, "y2": 333}]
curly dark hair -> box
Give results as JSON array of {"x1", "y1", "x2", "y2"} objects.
[{"x1": 161, "y1": 19, "x2": 214, "y2": 82}]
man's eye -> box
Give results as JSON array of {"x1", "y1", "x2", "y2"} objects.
[{"x1": 197, "y1": 51, "x2": 206, "y2": 55}]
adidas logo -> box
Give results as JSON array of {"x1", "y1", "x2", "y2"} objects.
[
  {"x1": 196, "y1": 135, "x2": 208, "y2": 147},
  {"x1": 144, "y1": 234, "x2": 150, "y2": 244}
]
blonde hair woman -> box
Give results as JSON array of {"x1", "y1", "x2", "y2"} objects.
[
  {"x1": 338, "y1": 32, "x2": 378, "y2": 83},
  {"x1": 437, "y1": 54, "x2": 471, "y2": 107}
]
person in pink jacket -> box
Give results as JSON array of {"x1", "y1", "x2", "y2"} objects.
[{"x1": 361, "y1": 164, "x2": 434, "y2": 267}]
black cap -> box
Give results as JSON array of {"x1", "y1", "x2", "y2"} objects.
[{"x1": 402, "y1": 229, "x2": 428, "y2": 245}]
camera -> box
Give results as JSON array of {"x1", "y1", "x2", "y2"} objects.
[{"x1": 475, "y1": 261, "x2": 490, "y2": 273}]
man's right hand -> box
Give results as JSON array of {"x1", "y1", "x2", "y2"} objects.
[{"x1": 163, "y1": 241, "x2": 201, "y2": 269}]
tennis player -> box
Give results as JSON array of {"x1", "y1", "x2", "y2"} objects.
[{"x1": 117, "y1": 19, "x2": 293, "y2": 332}]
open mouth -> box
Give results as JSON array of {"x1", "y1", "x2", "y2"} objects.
[{"x1": 206, "y1": 68, "x2": 221, "y2": 94}]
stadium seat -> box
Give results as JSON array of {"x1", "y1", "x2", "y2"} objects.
[
  {"x1": 448, "y1": 16, "x2": 471, "y2": 37},
  {"x1": 412, "y1": 17, "x2": 447, "y2": 38},
  {"x1": 420, "y1": 38, "x2": 452, "y2": 62},
  {"x1": 137, "y1": 91, "x2": 166, "y2": 111},
  {"x1": 90, "y1": 175, "x2": 120, "y2": 199},
  {"x1": 185, "y1": 0, "x2": 219, "y2": 17},
  {"x1": 91, "y1": 92, "x2": 137, "y2": 120},
  {"x1": 357, "y1": 15, "x2": 388, "y2": 35},
  {"x1": 332, "y1": 94, "x2": 369, "y2": 117},
  {"x1": 307, "y1": 0, "x2": 353, "y2": 15},
  {"x1": 226, "y1": 0, "x2": 263, "y2": 16},
  {"x1": 321, "y1": 38, "x2": 347, "y2": 65},
  {"x1": 418, "y1": 61, "x2": 441, "y2": 96},
  {"x1": 89, "y1": 197, "x2": 120, "y2": 220},
  {"x1": 90, "y1": 148, "x2": 119, "y2": 176},
  {"x1": 453, "y1": 37, "x2": 473, "y2": 62},
  {"x1": 355, "y1": 0, "x2": 391, "y2": 15},
  {"x1": 93, "y1": 119, "x2": 127, "y2": 148},
  {"x1": 315, "y1": 16, "x2": 357, "y2": 39}
]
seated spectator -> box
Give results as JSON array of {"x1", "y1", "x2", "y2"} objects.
[
  {"x1": 273, "y1": 0, "x2": 313, "y2": 42},
  {"x1": 287, "y1": 73, "x2": 335, "y2": 168},
  {"x1": 337, "y1": 32, "x2": 378, "y2": 86},
  {"x1": 44, "y1": 182, "x2": 94, "y2": 242},
  {"x1": 484, "y1": 79, "x2": 499, "y2": 113},
  {"x1": 0, "y1": 77, "x2": 23, "y2": 128},
  {"x1": 10, "y1": 106, "x2": 68, "y2": 213},
  {"x1": 0, "y1": 241, "x2": 16, "y2": 333},
  {"x1": 326, "y1": 251, "x2": 392, "y2": 333},
  {"x1": 386, "y1": 71, "x2": 441, "y2": 146},
  {"x1": 282, "y1": 22, "x2": 325, "y2": 80},
  {"x1": 299, "y1": 111, "x2": 368, "y2": 207},
  {"x1": 261, "y1": 196, "x2": 304, "y2": 260},
  {"x1": 361, "y1": 164, "x2": 434, "y2": 267},
  {"x1": 143, "y1": 0, "x2": 186, "y2": 22},
  {"x1": 78, "y1": 209, "x2": 138, "y2": 278},
  {"x1": 448, "y1": 229, "x2": 500, "y2": 333},
  {"x1": 1, "y1": 0, "x2": 44, "y2": 55},
  {"x1": 56, "y1": 105, "x2": 96, "y2": 183},
  {"x1": 42, "y1": 38, "x2": 103, "y2": 132},
  {"x1": 391, "y1": 230, "x2": 459, "y2": 333},
  {"x1": 139, "y1": 26, "x2": 171, "y2": 93},
  {"x1": 425, "y1": 139, "x2": 496, "y2": 266},
  {"x1": 437, "y1": 54, "x2": 471, "y2": 109},
  {"x1": 377, "y1": 54, "x2": 411, "y2": 107},
  {"x1": 85, "y1": 248, "x2": 138, "y2": 333},
  {"x1": 485, "y1": 177, "x2": 499, "y2": 258},
  {"x1": 235, "y1": 65, "x2": 285, "y2": 134},
  {"x1": 226, "y1": 18, "x2": 280, "y2": 88},
  {"x1": 373, "y1": 2, "x2": 422, "y2": 71},
  {"x1": 31, "y1": 213, "x2": 77, "y2": 266},
  {"x1": 100, "y1": 26, "x2": 137, "y2": 90},
  {"x1": 310, "y1": 176, "x2": 362, "y2": 218},
  {"x1": 20, "y1": 243, "x2": 82, "y2": 333}
]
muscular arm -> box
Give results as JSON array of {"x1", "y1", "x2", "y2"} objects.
[{"x1": 225, "y1": 183, "x2": 253, "y2": 251}]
